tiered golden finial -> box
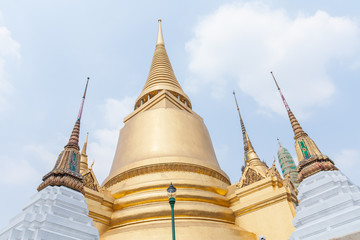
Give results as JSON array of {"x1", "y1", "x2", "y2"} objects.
[
  {"x1": 271, "y1": 72, "x2": 337, "y2": 182},
  {"x1": 134, "y1": 19, "x2": 191, "y2": 109},
  {"x1": 78, "y1": 133, "x2": 101, "y2": 192},
  {"x1": 80, "y1": 132, "x2": 89, "y2": 174},
  {"x1": 233, "y1": 91, "x2": 268, "y2": 187},
  {"x1": 38, "y1": 78, "x2": 90, "y2": 194}
]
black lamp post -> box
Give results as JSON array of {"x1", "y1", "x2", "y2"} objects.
[{"x1": 167, "y1": 182, "x2": 176, "y2": 240}]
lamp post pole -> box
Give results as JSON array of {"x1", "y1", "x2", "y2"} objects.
[
  {"x1": 167, "y1": 183, "x2": 177, "y2": 240},
  {"x1": 169, "y1": 197, "x2": 176, "y2": 240}
]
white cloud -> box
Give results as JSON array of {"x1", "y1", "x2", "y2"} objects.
[
  {"x1": 0, "y1": 24, "x2": 20, "y2": 111},
  {"x1": 88, "y1": 96, "x2": 135, "y2": 183},
  {"x1": 185, "y1": 2, "x2": 360, "y2": 117}
]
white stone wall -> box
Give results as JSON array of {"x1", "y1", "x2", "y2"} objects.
[
  {"x1": 0, "y1": 186, "x2": 99, "y2": 240},
  {"x1": 290, "y1": 171, "x2": 360, "y2": 240}
]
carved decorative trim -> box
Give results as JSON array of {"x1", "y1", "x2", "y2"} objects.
[
  {"x1": 83, "y1": 172, "x2": 100, "y2": 192},
  {"x1": 297, "y1": 155, "x2": 337, "y2": 182},
  {"x1": 38, "y1": 173, "x2": 84, "y2": 194},
  {"x1": 239, "y1": 168, "x2": 264, "y2": 188},
  {"x1": 103, "y1": 163, "x2": 230, "y2": 188}
]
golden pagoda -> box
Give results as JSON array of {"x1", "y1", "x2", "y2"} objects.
[{"x1": 80, "y1": 20, "x2": 298, "y2": 240}]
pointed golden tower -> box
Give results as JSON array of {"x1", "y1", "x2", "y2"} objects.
[
  {"x1": 38, "y1": 77, "x2": 89, "y2": 194},
  {"x1": 271, "y1": 72, "x2": 337, "y2": 182},
  {"x1": 232, "y1": 91, "x2": 268, "y2": 187},
  {"x1": 134, "y1": 19, "x2": 191, "y2": 110}
]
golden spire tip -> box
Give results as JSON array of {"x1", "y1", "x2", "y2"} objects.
[{"x1": 156, "y1": 19, "x2": 164, "y2": 45}]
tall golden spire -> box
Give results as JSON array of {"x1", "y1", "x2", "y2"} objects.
[
  {"x1": 134, "y1": 19, "x2": 191, "y2": 109},
  {"x1": 233, "y1": 91, "x2": 268, "y2": 174},
  {"x1": 271, "y1": 72, "x2": 337, "y2": 182},
  {"x1": 38, "y1": 78, "x2": 90, "y2": 194},
  {"x1": 271, "y1": 72, "x2": 305, "y2": 139},
  {"x1": 233, "y1": 91, "x2": 259, "y2": 163}
]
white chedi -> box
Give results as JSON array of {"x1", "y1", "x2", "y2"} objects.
[
  {"x1": 290, "y1": 170, "x2": 360, "y2": 240},
  {"x1": 0, "y1": 186, "x2": 99, "y2": 240}
]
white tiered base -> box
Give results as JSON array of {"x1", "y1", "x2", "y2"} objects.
[
  {"x1": 290, "y1": 171, "x2": 360, "y2": 240},
  {"x1": 0, "y1": 186, "x2": 99, "y2": 240}
]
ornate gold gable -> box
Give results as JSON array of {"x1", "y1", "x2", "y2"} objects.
[{"x1": 239, "y1": 167, "x2": 265, "y2": 188}]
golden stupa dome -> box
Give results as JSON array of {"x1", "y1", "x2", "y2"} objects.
[{"x1": 99, "y1": 20, "x2": 252, "y2": 240}]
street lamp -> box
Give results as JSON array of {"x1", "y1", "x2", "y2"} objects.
[{"x1": 167, "y1": 182, "x2": 176, "y2": 240}]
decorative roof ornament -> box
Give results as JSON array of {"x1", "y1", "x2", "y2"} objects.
[
  {"x1": 266, "y1": 158, "x2": 282, "y2": 179},
  {"x1": 37, "y1": 77, "x2": 90, "y2": 194},
  {"x1": 271, "y1": 72, "x2": 337, "y2": 182},
  {"x1": 134, "y1": 19, "x2": 191, "y2": 109}
]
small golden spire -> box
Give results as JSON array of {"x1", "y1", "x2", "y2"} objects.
[
  {"x1": 157, "y1": 19, "x2": 164, "y2": 45},
  {"x1": 81, "y1": 132, "x2": 89, "y2": 155},
  {"x1": 80, "y1": 132, "x2": 89, "y2": 174}
]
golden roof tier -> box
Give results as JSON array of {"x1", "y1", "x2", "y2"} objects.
[
  {"x1": 134, "y1": 19, "x2": 191, "y2": 110},
  {"x1": 271, "y1": 72, "x2": 337, "y2": 182},
  {"x1": 38, "y1": 77, "x2": 89, "y2": 194}
]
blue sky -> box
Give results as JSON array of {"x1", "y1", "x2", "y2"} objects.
[{"x1": 1, "y1": 0, "x2": 360, "y2": 228}]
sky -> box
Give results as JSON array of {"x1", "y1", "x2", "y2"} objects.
[{"x1": 0, "y1": 0, "x2": 360, "y2": 228}]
